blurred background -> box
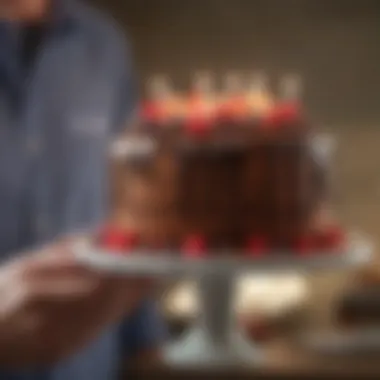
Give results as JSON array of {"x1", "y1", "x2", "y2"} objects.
[{"x1": 93, "y1": 0, "x2": 380, "y2": 127}]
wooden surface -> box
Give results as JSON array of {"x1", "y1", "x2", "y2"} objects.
[
  {"x1": 103, "y1": 0, "x2": 380, "y2": 127},
  {"x1": 263, "y1": 339, "x2": 380, "y2": 375},
  {"x1": 124, "y1": 340, "x2": 380, "y2": 378}
]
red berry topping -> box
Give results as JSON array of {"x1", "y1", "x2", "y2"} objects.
[
  {"x1": 218, "y1": 98, "x2": 248, "y2": 121},
  {"x1": 141, "y1": 102, "x2": 158, "y2": 121},
  {"x1": 246, "y1": 236, "x2": 268, "y2": 257},
  {"x1": 182, "y1": 235, "x2": 207, "y2": 258},
  {"x1": 276, "y1": 103, "x2": 300, "y2": 121},
  {"x1": 295, "y1": 235, "x2": 315, "y2": 256},
  {"x1": 321, "y1": 226, "x2": 346, "y2": 251},
  {"x1": 100, "y1": 227, "x2": 127, "y2": 251},
  {"x1": 123, "y1": 231, "x2": 139, "y2": 250},
  {"x1": 216, "y1": 103, "x2": 235, "y2": 122},
  {"x1": 263, "y1": 103, "x2": 301, "y2": 129},
  {"x1": 99, "y1": 227, "x2": 139, "y2": 253},
  {"x1": 188, "y1": 94, "x2": 203, "y2": 109}
]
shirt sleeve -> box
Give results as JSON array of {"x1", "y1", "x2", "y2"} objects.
[{"x1": 120, "y1": 299, "x2": 168, "y2": 358}]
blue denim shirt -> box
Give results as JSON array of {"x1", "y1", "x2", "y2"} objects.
[{"x1": 0, "y1": 1, "x2": 165, "y2": 379}]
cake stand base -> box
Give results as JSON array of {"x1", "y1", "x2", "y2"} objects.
[{"x1": 164, "y1": 326, "x2": 263, "y2": 368}]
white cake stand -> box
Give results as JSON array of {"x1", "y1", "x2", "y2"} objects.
[{"x1": 74, "y1": 234, "x2": 373, "y2": 369}]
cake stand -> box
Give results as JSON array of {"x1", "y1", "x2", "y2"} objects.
[{"x1": 74, "y1": 233, "x2": 373, "y2": 368}]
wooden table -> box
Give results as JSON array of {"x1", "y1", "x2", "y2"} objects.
[
  {"x1": 262, "y1": 339, "x2": 380, "y2": 375},
  {"x1": 123, "y1": 268, "x2": 380, "y2": 378},
  {"x1": 124, "y1": 339, "x2": 380, "y2": 379}
]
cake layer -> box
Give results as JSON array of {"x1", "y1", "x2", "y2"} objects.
[{"x1": 110, "y1": 122, "x2": 328, "y2": 252}]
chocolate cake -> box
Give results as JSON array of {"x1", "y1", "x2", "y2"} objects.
[{"x1": 106, "y1": 73, "x2": 343, "y2": 256}]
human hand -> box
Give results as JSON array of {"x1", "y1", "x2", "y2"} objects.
[{"x1": 0, "y1": 240, "x2": 154, "y2": 368}]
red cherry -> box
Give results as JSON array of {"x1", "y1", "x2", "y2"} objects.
[
  {"x1": 263, "y1": 103, "x2": 301, "y2": 129},
  {"x1": 295, "y1": 235, "x2": 315, "y2": 256},
  {"x1": 188, "y1": 94, "x2": 203, "y2": 109},
  {"x1": 141, "y1": 102, "x2": 157, "y2": 121},
  {"x1": 182, "y1": 235, "x2": 207, "y2": 258},
  {"x1": 276, "y1": 103, "x2": 300, "y2": 121},
  {"x1": 100, "y1": 228, "x2": 127, "y2": 252},
  {"x1": 217, "y1": 98, "x2": 248, "y2": 121},
  {"x1": 322, "y1": 226, "x2": 346, "y2": 252},
  {"x1": 99, "y1": 227, "x2": 139, "y2": 254},
  {"x1": 246, "y1": 236, "x2": 268, "y2": 257},
  {"x1": 216, "y1": 103, "x2": 235, "y2": 122},
  {"x1": 123, "y1": 231, "x2": 139, "y2": 251},
  {"x1": 141, "y1": 101, "x2": 167, "y2": 124}
]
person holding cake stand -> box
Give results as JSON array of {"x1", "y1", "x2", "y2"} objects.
[{"x1": 0, "y1": 0, "x2": 166, "y2": 379}]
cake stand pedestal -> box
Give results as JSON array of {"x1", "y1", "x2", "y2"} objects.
[
  {"x1": 164, "y1": 273, "x2": 263, "y2": 367},
  {"x1": 74, "y1": 234, "x2": 373, "y2": 368}
]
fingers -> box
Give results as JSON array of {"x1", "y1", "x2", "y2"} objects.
[
  {"x1": 28, "y1": 277, "x2": 100, "y2": 304},
  {"x1": 10, "y1": 237, "x2": 158, "y2": 315},
  {"x1": 22, "y1": 250, "x2": 155, "y2": 296},
  {"x1": 21, "y1": 254, "x2": 90, "y2": 281},
  {"x1": 20, "y1": 257, "x2": 155, "y2": 306},
  {"x1": 21, "y1": 239, "x2": 97, "y2": 279}
]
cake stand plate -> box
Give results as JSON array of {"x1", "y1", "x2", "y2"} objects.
[
  {"x1": 73, "y1": 234, "x2": 372, "y2": 277},
  {"x1": 72, "y1": 234, "x2": 373, "y2": 369}
]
